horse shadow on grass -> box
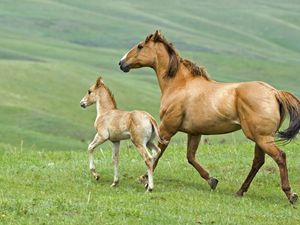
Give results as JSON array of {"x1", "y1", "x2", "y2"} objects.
[
  {"x1": 152, "y1": 175, "x2": 289, "y2": 205},
  {"x1": 86, "y1": 171, "x2": 289, "y2": 205}
]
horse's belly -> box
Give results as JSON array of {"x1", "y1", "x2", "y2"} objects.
[
  {"x1": 180, "y1": 119, "x2": 241, "y2": 135},
  {"x1": 109, "y1": 130, "x2": 131, "y2": 141}
]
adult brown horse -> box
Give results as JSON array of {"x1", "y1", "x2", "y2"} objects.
[{"x1": 118, "y1": 31, "x2": 300, "y2": 204}]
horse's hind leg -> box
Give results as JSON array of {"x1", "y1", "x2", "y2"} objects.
[
  {"x1": 187, "y1": 134, "x2": 218, "y2": 190},
  {"x1": 146, "y1": 142, "x2": 161, "y2": 162},
  {"x1": 111, "y1": 141, "x2": 120, "y2": 187},
  {"x1": 236, "y1": 144, "x2": 265, "y2": 196},
  {"x1": 134, "y1": 143, "x2": 154, "y2": 192},
  {"x1": 139, "y1": 124, "x2": 174, "y2": 184},
  {"x1": 256, "y1": 136, "x2": 298, "y2": 204}
]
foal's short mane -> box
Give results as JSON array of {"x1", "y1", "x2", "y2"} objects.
[
  {"x1": 102, "y1": 84, "x2": 117, "y2": 108},
  {"x1": 145, "y1": 33, "x2": 210, "y2": 80}
]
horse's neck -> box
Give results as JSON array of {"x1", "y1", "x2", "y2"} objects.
[
  {"x1": 95, "y1": 89, "x2": 116, "y2": 118},
  {"x1": 153, "y1": 52, "x2": 212, "y2": 94},
  {"x1": 154, "y1": 61, "x2": 187, "y2": 94},
  {"x1": 153, "y1": 53, "x2": 173, "y2": 93}
]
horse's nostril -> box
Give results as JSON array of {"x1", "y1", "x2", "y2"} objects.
[
  {"x1": 80, "y1": 102, "x2": 86, "y2": 108},
  {"x1": 118, "y1": 61, "x2": 121, "y2": 66}
]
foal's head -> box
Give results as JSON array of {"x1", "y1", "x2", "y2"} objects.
[
  {"x1": 80, "y1": 77, "x2": 104, "y2": 108},
  {"x1": 119, "y1": 30, "x2": 179, "y2": 77}
]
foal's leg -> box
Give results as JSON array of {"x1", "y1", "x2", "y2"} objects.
[
  {"x1": 88, "y1": 133, "x2": 106, "y2": 180},
  {"x1": 187, "y1": 134, "x2": 218, "y2": 190},
  {"x1": 139, "y1": 141, "x2": 168, "y2": 185},
  {"x1": 111, "y1": 141, "x2": 120, "y2": 187},
  {"x1": 139, "y1": 123, "x2": 175, "y2": 183},
  {"x1": 257, "y1": 136, "x2": 298, "y2": 204},
  {"x1": 134, "y1": 143, "x2": 154, "y2": 192},
  {"x1": 146, "y1": 142, "x2": 161, "y2": 162},
  {"x1": 236, "y1": 144, "x2": 265, "y2": 196}
]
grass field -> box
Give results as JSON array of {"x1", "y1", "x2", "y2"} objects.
[
  {"x1": 1, "y1": 142, "x2": 299, "y2": 225},
  {"x1": 0, "y1": 0, "x2": 300, "y2": 224}
]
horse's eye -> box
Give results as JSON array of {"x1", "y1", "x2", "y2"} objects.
[
  {"x1": 137, "y1": 44, "x2": 143, "y2": 49},
  {"x1": 88, "y1": 90, "x2": 91, "y2": 94}
]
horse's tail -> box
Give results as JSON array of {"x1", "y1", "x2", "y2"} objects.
[
  {"x1": 147, "y1": 114, "x2": 168, "y2": 145},
  {"x1": 276, "y1": 91, "x2": 300, "y2": 142}
]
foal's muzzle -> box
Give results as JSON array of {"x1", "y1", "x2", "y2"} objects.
[
  {"x1": 80, "y1": 101, "x2": 86, "y2": 108},
  {"x1": 119, "y1": 59, "x2": 130, "y2": 73}
]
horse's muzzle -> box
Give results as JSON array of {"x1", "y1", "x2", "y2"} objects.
[
  {"x1": 80, "y1": 101, "x2": 86, "y2": 108},
  {"x1": 119, "y1": 60, "x2": 130, "y2": 73}
]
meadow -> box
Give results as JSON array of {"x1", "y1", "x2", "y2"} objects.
[
  {"x1": 1, "y1": 142, "x2": 300, "y2": 224},
  {"x1": 0, "y1": 0, "x2": 300, "y2": 224}
]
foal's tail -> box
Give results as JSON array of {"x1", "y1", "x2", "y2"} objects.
[
  {"x1": 276, "y1": 91, "x2": 300, "y2": 142},
  {"x1": 147, "y1": 115, "x2": 168, "y2": 145}
]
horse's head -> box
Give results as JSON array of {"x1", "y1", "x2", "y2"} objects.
[
  {"x1": 119, "y1": 30, "x2": 165, "y2": 73},
  {"x1": 80, "y1": 77, "x2": 104, "y2": 108}
]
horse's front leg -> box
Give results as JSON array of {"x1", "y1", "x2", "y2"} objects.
[
  {"x1": 187, "y1": 134, "x2": 218, "y2": 190},
  {"x1": 88, "y1": 133, "x2": 106, "y2": 180},
  {"x1": 111, "y1": 141, "x2": 120, "y2": 187}
]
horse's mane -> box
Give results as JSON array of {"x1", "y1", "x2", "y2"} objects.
[
  {"x1": 102, "y1": 84, "x2": 117, "y2": 108},
  {"x1": 180, "y1": 59, "x2": 210, "y2": 80},
  {"x1": 145, "y1": 33, "x2": 210, "y2": 80}
]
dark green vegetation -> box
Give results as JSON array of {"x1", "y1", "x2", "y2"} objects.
[{"x1": 0, "y1": 0, "x2": 299, "y2": 224}]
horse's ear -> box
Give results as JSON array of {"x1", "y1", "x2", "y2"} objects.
[
  {"x1": 95, "y1": 76, "x2": 104, "y2": 87},
  {"x1": 153, "y1": 30, "x2": 161, "y2": 42}
]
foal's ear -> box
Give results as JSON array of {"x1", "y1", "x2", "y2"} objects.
[
  {"x1": 95, "y1": 77, "x2": 104, "y2": 88},
  {"x1": 153, "y1": 30, "x2": 161, "y2": 42}
]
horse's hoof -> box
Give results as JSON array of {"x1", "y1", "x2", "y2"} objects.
[
  {"x1": 235, "y1": 190, "x2": 244, "y2": 197},
  {"x1": 110, "y1": 182, "x2": 118, "y2": 188},
  {"x1": 289, "y1": 193, "x2": 298, "y2": 204},
  {"x1": 208, "y1": 177, "x2": 218, "y2": 190},
  {"x1": 138, "y1": 175, "x2": 148, "y2": 184},
  {"x1": 94, "y1": 174, "x2": 100, "y2": 181},
  {"x1": 145, "y1": 185, "x2": 153, "y2": 193}
]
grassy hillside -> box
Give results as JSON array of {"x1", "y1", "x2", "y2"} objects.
[{"x1": 0, "y1": 0, "x2": 299, "y2": 150}]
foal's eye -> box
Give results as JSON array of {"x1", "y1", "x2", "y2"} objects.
[
  {"x1": 137, "y1": 44, "x2": 143, "y2": 49},
  {"x1": 88, "y1": 90, "x2": 91, "y2": 94}
]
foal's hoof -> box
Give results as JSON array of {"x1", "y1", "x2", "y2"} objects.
[
  {"x1": 208, "y1": 177, "x2": 219, "y2": 190},
  {"x1": 138, "y1": 175, "x2": 148, "y2": 184},
  {"x1": 144, "y1": 183, "x2": 153, "y2": 192},
  {"x1": 93, "y1": 174, "x2": 100, "y2": 181},
  {"x1": 110, "y1": 182, "x2": 118, "y2": 188},
  {"x1": 289, "y1": 193, "x2": 298, "y2": 204}
]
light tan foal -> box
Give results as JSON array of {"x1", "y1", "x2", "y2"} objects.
[{"x1": 80, "y1": 77, "x2": 161, "y2": 191}]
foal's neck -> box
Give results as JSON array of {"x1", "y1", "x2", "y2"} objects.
[{"x1": 96, "y1": 86, "x2": 117, "y2": 117}]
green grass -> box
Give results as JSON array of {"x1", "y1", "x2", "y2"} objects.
[
  {"x1": 0, "y1": 0, "x2": 300, "y2": 224},
  {"x1": 1, "y1": 142, "x2": 299, "y2": 225}
]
